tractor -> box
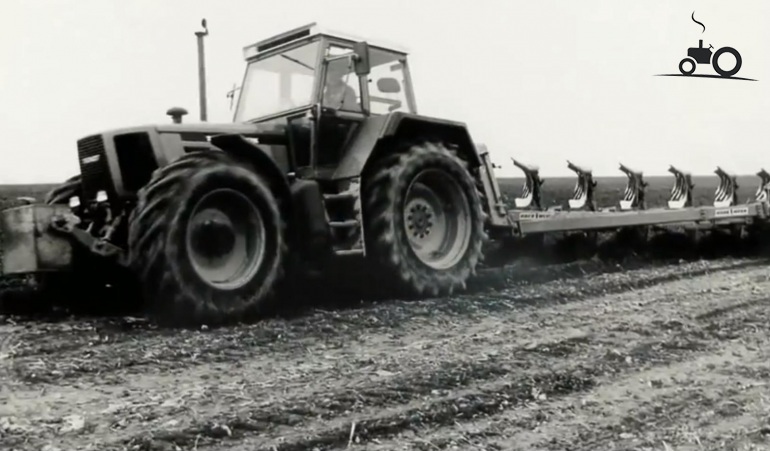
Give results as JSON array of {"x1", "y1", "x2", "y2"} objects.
[
  {"x1": 678, "y1": 39, "x2": 742, "y2": 77},
  {"x1": 0, "y1": 23, "x2": 510, "y2": 326}
]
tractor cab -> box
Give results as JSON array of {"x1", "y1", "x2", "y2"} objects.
[{"x1": 233, "y1": 23, "x2": 417, "y2": 179}]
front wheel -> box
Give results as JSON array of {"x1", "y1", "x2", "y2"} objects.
[
  {"x1": 363, "y1": 141, "x2": 486, "y2": 296},
  {"x1": 712, "y1": 47, "x2": 742, "y2": 77},
  {"x1": 679, "y1": 57, "x2": 696, "y2": 75},
  {"x1": 127, "y1": 151, "x2": 287, "y2": 327}
]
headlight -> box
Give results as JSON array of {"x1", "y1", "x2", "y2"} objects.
[
  {"x1": 96, "y1": 190, "x2": 108, "y2": 203},
  {"x1": 69, "y1": 196, "x2": 81, "y2": 208}
]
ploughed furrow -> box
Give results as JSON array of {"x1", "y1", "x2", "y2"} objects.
[
  {"x1": 2, "y1": 258, "x2": 759, "y2": 388},
  {"x1": 226, "y1": 294, "x2": 770, "y2": 451},
  {"x1": 337, "y1": 292, "x2": 770, "y2": 451},
  {"x1": 3, "y1": 260, "x2": 758, "y2": 451},
  {"x1": 297, "y1": 295, "x2": 770, "y2": 451}
]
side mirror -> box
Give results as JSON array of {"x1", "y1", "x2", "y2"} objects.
[
  {"x1": 377, "y1": 77, "x2": 401, "y2": 93},
  {"x1": 353, "y1": 41, "x2": 370, "y2": 76}
]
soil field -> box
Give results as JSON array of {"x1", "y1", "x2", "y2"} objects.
[
  {"x1": 3, "y1": 257, "x2": 770, "y2": 450},
  {"x1": 2, "y1": 176, "x2": 770, "y2": 451}
]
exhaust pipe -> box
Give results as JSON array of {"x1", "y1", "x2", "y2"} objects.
[{"x1": 196, "y1": 18, "x2": 209, "y2": 122}]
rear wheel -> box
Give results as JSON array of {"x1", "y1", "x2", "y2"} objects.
[
  {"x1": 127, "y1": 151, "x2": 287, "y2": 327},
  {"x1": 363, "y1": 140, "x2": 486, "y2": 296},
  {"x1": 713, "y1": 47, "x2": 742, "y2": 77}
]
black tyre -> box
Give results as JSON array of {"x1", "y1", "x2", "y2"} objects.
[
  {"x1": 44, "y1": 175, "x2": 81, "y2": 204},
  {"x1": 363, "y1": 140, "x2": 486, "y2": 296},
  {"x1": 127, "y1": 151, "x2": 287, "y2": 327},
  {"x1": 679, "y1": 57, "x2": 696, "y2": 75},
  {"x1": 712, "y1": 47, "x2": 742, "y2": 77}
]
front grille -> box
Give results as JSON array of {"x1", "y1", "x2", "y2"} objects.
[{"x1": 77, "y1": 134, "x2": 112, "y2": 200}]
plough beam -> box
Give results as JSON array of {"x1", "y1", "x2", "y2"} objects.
[{"x1": 511, "y1": 203, "x2": 764, "y2": 235}]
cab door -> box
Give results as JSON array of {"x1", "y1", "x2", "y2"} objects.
[{"x1": 311, "y1": 44, "x2": 370, "y2": 178}]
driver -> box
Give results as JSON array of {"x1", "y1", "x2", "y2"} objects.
[{"x1": 323, "y1": 64, "x2": 359, "y2": 111}]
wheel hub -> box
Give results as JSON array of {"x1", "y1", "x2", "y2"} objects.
[
  {"x1": 402, "y1": 168, "x2": 472, "y2": 270},
  {"x1": 185, "y1": 188, "x2": 266, "y2": 290},
  {"x1": 407, "y1": 201, "x2": 434, "y2": 238},
  {"x1": 191, "y1": 214, "x2": 236, "y2": 260}
]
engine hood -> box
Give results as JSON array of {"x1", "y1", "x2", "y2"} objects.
[
  {"x1": 80, "y1": 121, "x2": 286, "y2": 142},
  {"x1": 154, "y1": 122, "x2": 267, "y2": 135}
]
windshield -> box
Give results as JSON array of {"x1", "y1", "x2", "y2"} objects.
[{"x1": 234, "y1": 41, "x2": 320, "y2": 122}]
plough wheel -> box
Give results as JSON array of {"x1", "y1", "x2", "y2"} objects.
[
  {"x1": 363, "y1": 140, "x2": 486, "y2": 296},
  {"x1": 127, "y1": 151, "x2": 287, "y2": 327}
]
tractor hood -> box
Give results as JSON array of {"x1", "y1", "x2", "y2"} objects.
[
  {"x1": 73, "y1": 120, "x2": 291, "y2": 201},
  {"x1": 154, "y1": 122, "x2": 268, "y2": 135},
  {"x1": 83, "y1": 121, "x2": 287, "y2": 144}
]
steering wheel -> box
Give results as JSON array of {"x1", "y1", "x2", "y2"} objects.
[{"x1": 709, "y1": 44, "x2": 714, "y2": 50}]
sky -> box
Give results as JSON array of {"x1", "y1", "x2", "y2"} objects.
[{"x1": 1, "y1": 0, "x2": 768, "y2": 183}]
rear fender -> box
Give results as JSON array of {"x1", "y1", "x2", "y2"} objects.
[
  {"x1": 334, "y1": 112, "x2": 483, "y2": 181},
  {"x1": 336, "y1": 113, "x2": 494, "y2": 228},
  {"x1": 381, "y1": 113, "x2": 483, "y2": 166}
]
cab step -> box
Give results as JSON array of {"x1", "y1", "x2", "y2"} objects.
[
  {"x1": 329, "y1": 219, "x2": 359, "y2": 229},
  {"x1": 323, "y1": 192, "x2": 357, "y2": 202}
]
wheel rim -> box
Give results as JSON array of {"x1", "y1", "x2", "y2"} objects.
[
  {"x1": 403, "y1": 169, "x2": 472, "y2": 270},
  {"x1": 186, "y1": 188, "x2": 266, "y2": 289}
]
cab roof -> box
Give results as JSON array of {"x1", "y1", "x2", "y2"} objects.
[{"x1": 242, "y1": 22, "x2": 410, "y2": 60}]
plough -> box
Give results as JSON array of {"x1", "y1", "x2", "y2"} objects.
[{"x1": 493, "y1": 154, "x2": 768, "y2": 238}]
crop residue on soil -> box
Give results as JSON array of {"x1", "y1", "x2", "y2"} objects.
[{"x1": 2, "y1": 257, "x2": 770, "y2": 450}]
